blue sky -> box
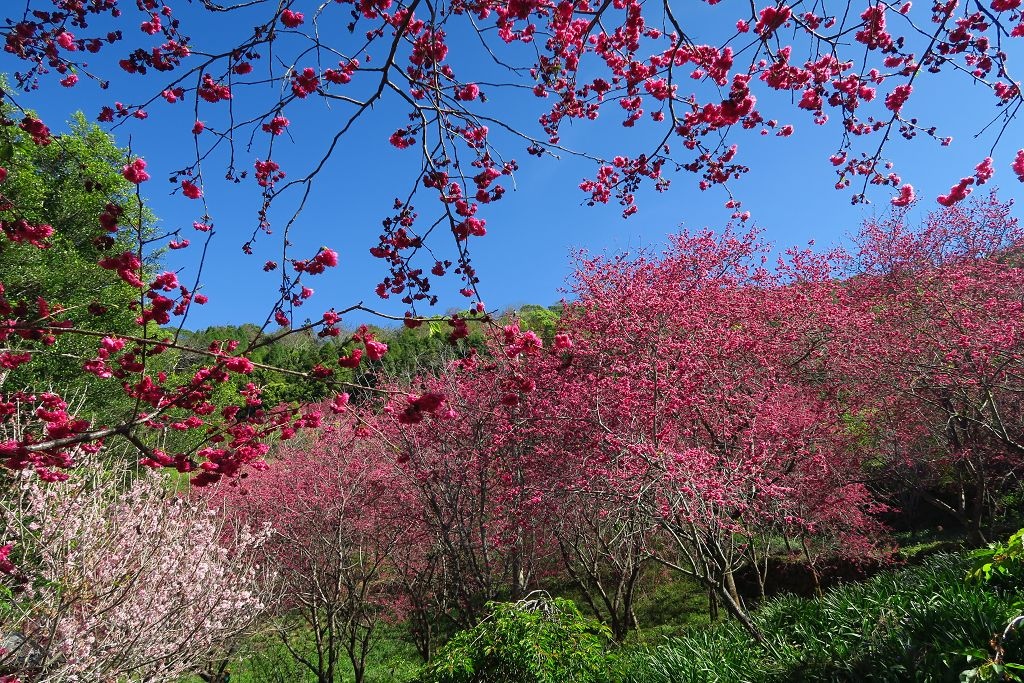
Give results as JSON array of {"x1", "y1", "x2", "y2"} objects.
[{"x1": 4, "y1": 1, "x2": 1023, "y2": 330}]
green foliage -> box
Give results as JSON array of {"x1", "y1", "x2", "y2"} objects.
[
  {"x1": 365, "y1": 321, "x2": 486, "y2": 384},
  {"x1": 179, "y1": 324, "x2": 344, "y2": 406},
  {"x1": 840, "y1": 407, "x2": 879, "y2": 452},
  {"x1": 171, "y1": 314, "x2": 497, "y2": 419},
  {"x1": 969, "y1": 529, "x2": 1024, "y2": 585},
  {"x1": 415, "y1": 595, "x2": 614, "y2": 683},
  {"x1": 629, "y1": 574, "x2": 711, "y2": 638},
  {"x1": 616, "y1": 553, "x2": 1023, "y2": 683},
  {"x1": 168, "y1": 304, "x2": 556, "y2": 423},
  {"x1": 960, "y1": 529, "x2": 1024, "y2": 682},
  {"x1": 515, "y1": 305, "x2": 560, "y2": 340},
  {"x1": 0, "y1": 107, "x2": 155, "y2": 424},
  {"x1": 992, "y1": 489, "x2": 1024, "y2": 536},
  {"x1": 201, "y1": 553, "x2": 1022, "y2": 683},
  {"x1": 960, "y1": 652, "x2": 1024, "y2": 683}
]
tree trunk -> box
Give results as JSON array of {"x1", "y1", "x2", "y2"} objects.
[
  {"x1": 717, "y1": 582, "x2": 767, "y2": 645},
  {"x1": 801, "y1": 537, "x2": 823, "y2": 598},
  {"x1": 411, "y1": 614, "x2": 432, "y2": 662},
  {"x1": 724, "y1": 569, "x2": 742, "y2": 609},
  {"x1": 967, "y1": 461, "x2": 989, "y2": 546}
]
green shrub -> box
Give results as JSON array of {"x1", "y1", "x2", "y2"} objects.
[
  {"x1": 618, "y1": 553, "x2": 1023, "y2": 683},
  {"x1": 415, "y1": 594, "x2": 613, "y2": 683},
  {"x1": 960, "y1": 529, "x2": 1024, "y2": 682}
]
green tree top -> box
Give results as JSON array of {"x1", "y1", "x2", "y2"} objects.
[{"x1": 0, "y1": 106, "x2": 157, "y2": 424}]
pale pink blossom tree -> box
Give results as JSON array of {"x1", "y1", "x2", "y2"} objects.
[{"x1": 0, "y1": 461, "x2": 270, "y2": 682}]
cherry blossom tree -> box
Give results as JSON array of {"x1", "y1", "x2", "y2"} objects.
[
  {"x1": 0, "y1": 460, "x2": 269, "y2": 682},
  {"x1": 373, "y1": 358, "x2": 557, "y2": 631},
  {"x1": 550, "y1": 483, "x2": 655, "y2": 642},
  {"x1": 212, "y1": 422, "x2": 418, "y2": 683},
  {"x1": 530, "y1": 228, "x2": 880, "y2": 639},
  {"x1": 387, "y1": 513, "x2": 442, "y2": 662},
  {"x1": 843, "y1": 193, "x2": 1024, "y2": 544},
  {"x1": 358, "y1": 228, "x2": 912, "y2": 640}
]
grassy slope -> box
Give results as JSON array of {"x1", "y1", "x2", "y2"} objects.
[
  {"x1": 614, "y1": 553, "x2": 1022, "y2": 683},
  {"x1": 192, "y1": 548, "x2": 1020, "y2": 682}
]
